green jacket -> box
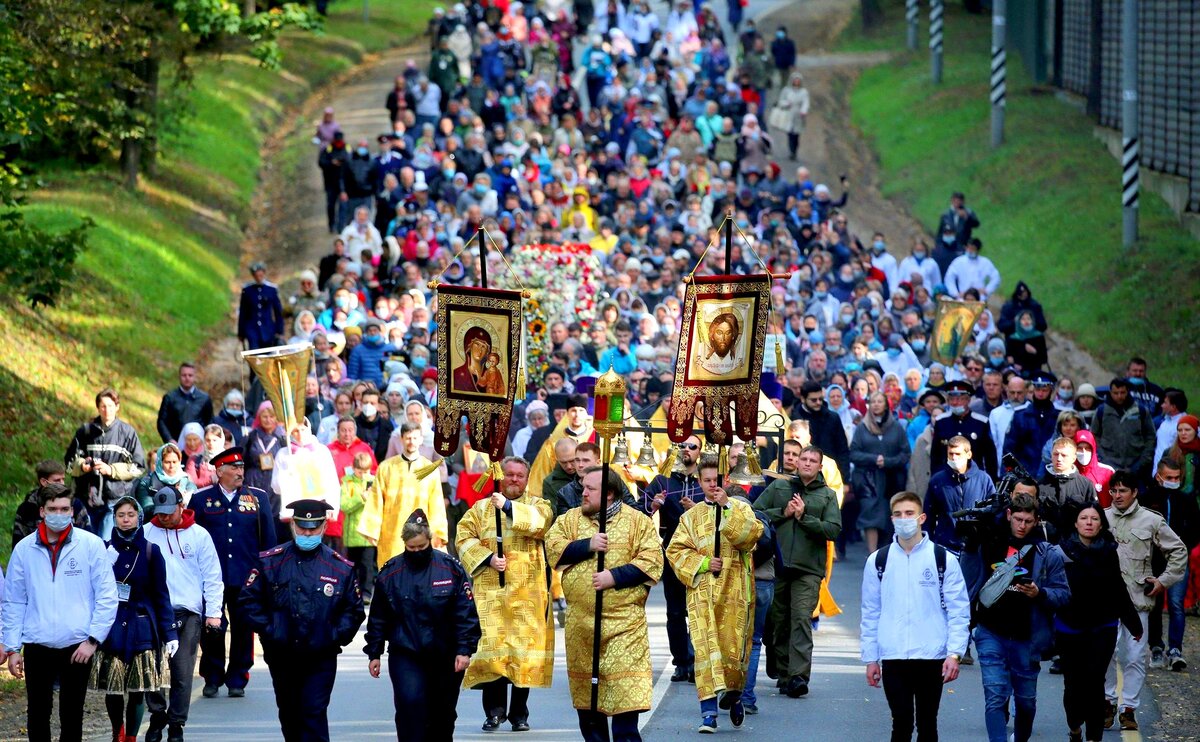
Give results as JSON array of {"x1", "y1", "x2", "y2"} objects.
[
  {"x1": 340, "y1": 475, "x2": 372, "y2": 549},
  {"x1": 754, "y1": 473, "x2": 841, "y2": 578},
  {"x1": 541, "y1": 464, "x2": 574, "y2": 505}
]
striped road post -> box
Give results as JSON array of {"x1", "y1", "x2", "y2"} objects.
[
  {"x1": 930, "y1": 0, "x2": 944, "y2": 84},
  {"x1": 990, "y1": 0, "x2": 1006, "y2": 148},
  {"x1": 1121, "y1": 0, "x2": 1138, "y2": 248},
  {"x1": 907, "y1": 0, "x2": 919, "y2": 50}
]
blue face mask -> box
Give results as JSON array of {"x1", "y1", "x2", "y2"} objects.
[
  {"x1": 364, "y1": 334, "x2": 384, "y2": 347},
  {"x1": 411, "y1": 357, "x2": 428, "y2": 371},
  {"x1": 295, "y1": 534, "x2": 322, "y2": 551},
  {"x1": 989, "y1": 354, "x2": 1005, "y2": 367},
  {"x1": 814, "y1": 290, "x2": 828, "y2": 300},
  {"x1": 838, "y1": 313, "x2": 854, "y2": 326},
  {"x1": 824, "y1": 343, "x2": 840, "y2": 353},
  {"x1": 967, "y1": 252, "x2": 979, "y2": 261},
  {"x1": 942, "y1": 235, "x2": 956, "y2": 245},
  {"x1": 443, "y1": 169, "x2": 455, "y2": 179},
  {"x1": 845, "y1": 362, "x2": 862, "y2": 373},
  {"x1": 886, "y1": 347, "x2": 901, "y2": 358},
  {"x1": 870, "y1": 309, "x2": 880, "y2": 319},
  {"x1": 872, "y1": 241, "x2": 886, "y2": 253},
  {"x1": 911, "y1": 339, "x2": 927, "y2": 353},
  {"x1": 43, "y1": 513, "x2": 73, "y2": 531},
  {"x1": 356, "y1": 147, "x2": 369, "y2": 156},
  {"x1": 475, "y1": 184, "x2": 487, "y2": 195},
  {"x1": 913, "y1": 250, "x2": 926, "y2": 260},
  {"x1": 1128, "y1": 377, "x2": 1145, "y2": 386}
]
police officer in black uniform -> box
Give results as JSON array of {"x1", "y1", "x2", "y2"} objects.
[
  {"x1": 191, "y1": 447, "x2": 276, "y2": 698},
  {"x1": 237, "y1": 261, "x2": 284, "y2": 351},
  {"x1": 365, "y1": 509, "x2": 480, "y2": 742},
  {"x1": 239, "y1": 499, "x2": 366, "y2": 742},
  {"x1": 931, "y1": 380, "x2": 999, "y2": 479}
]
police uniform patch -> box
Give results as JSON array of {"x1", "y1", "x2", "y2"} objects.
[
  {"x1": 246, "y1": 570, "x2": 258, "y2": 586},
  {"x1": 323, "y1": 583, "x2": 335, "y2": 597}
]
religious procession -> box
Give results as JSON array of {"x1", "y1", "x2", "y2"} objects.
[{"x1": 3, "y1": 0, "x2": 1199, "y2": 740}]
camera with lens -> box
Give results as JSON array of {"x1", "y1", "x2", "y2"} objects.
[{"x1": 952, "y1": 453, "x2": 1030, "y2": 546}]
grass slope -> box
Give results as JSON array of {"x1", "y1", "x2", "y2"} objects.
[
  {"x1": 0, "y1": 0, "x2": 436, "y2": 561},
  {"x1": 842, "y1": 1, "x2": 1199, "y2": 396}
]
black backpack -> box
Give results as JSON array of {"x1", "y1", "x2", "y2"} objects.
[{"x1": 875, "y1": 543, "x2": 948, "y2": 612}]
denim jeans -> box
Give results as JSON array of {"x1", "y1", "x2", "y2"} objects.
[
  {"x1": 742, "y1": 579, "x2": 775, "y2": 706},
  {"x1": 974, "y1": 625, "x2": 1040, "y2": 742},
  {"x1": 1168, "y1": 561, "x2": 1189, "y2": 650}
]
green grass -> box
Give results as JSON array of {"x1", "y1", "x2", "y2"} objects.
[
  {"x1": 0, "y1": 0, "x2": 436, "y2": 561},
  {"x1": 841, "y1": 1, "x2": 1200, "y2": 399}
]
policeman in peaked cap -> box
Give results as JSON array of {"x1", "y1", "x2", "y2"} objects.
[
  {"x1": 238, "y1": 499, "x2": 365, "y2": 742},
  {"x1": 931, "y1": 380, "x2": 999, "y2": 479},
  {"x1": 191, "y1": 447, "x2": 276, "y2": 698}
]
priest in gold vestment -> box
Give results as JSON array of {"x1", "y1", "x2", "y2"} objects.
[
  {"x1": 358, "y1": 423, "x2": 447, "y2": 567},
  {"x1": 666, "y1": 458, "x2": 763, "y2": 732},
  {"x1": 456, "y1": 456, "x2": 554, "y2": 733},
  {"x1": 545, "y1": 466, "x2": 663, "y2": 742}
]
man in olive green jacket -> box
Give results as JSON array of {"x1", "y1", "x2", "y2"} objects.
[{"x1": 754, "y1": 445, "x2": 841, "y2": 698}]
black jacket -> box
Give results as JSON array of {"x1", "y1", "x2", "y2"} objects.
[
  {"x1": 103, "y1": 529, "x2": 177, "y2": 662},
  {"x1": 65, "y1": 417, "x2": 146, "y2": 506},
  {"x1": 1036, "y1": 470, "x2": 1098, "y2": 543},
  {"x1": 239, "y1": 542, "x2": 366, "y2": 655},
  {"x1": 638, "y1": 471, "x2": 702, "y2": 542},
  {"x1": 156, "y1": 386, "x2": 213, "y2": 444},
  {"x1": 997, "y1": 281, "x2": 1048, "y2": 336},
  {"x1": 364, "y1": 550, "x2": 480, "y2": 660},
  {"x1": 12, "y1": 489, "x2": 91, "y2": 549},
  {"x1": 790, "y1": 402, "x2": 850, "y2": 482},
  {"x1": 1057, "y1": 533, "x2": 1142, "y2": 634},
  {"x1": 1141, "y1": 483, "x2": 1200, "y2": 550}
]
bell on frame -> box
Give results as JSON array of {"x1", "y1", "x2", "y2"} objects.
[
  {"x1": 727, "y1": 442, "x2": 766, "y2": 486},
  {"x1": 611, "y1": 434, "x2": 631, "y2": 466},
  {"x1": 635, "y1": 437, "x2": 658, "y2": 467}
]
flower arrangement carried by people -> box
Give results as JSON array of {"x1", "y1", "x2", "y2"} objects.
[{"x1": 498, "y1": 243, "x2": 602, "y2": 388}]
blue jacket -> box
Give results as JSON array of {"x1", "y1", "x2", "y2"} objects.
[
  {"x1": 191, "y1": 484, "x2": 277, "y2": 588},
  {"x1": 924, "y1": 462, "x2": 997, "y2": 552},
  {"x1": 363, "y1": 550, "x2": 480, "y2": 661},
  {"x1": 239, "y1": 542, "x2": 365, "y2": 655},
  {"x1": 103, "y1": 530, "x2": 177, "y2": 662},
  {"x1": 1004, "y1": 399, "x2": 1059, "y2": 477},
  {"x1": 346, "y1": 339, "x2": 397, "y2": 387},
  {"x1": 968, "y1": 539, "x2": 1070, "y2": 655},
  {"x1": 237, "y1": 281, "x2": 284, "y2": 350}
]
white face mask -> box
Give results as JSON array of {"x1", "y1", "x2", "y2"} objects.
[
  {"x1": 1160, "y1": 480, "x2": 1181, "y2": 491},
  {"x1": 1076, "y1": 451, "x2": 1092, "y2": 466},
  {"x1": 893, "y1": 517, "x2": 920, "y2": 540},
  {"x1": 361, "y1": 403, "x2": 377, "y2": 419}
]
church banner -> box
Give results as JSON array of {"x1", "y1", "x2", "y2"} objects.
[
  {"x1": 931, "y1": 297, "x2": 986, "y2": 366},
  {"x1": 667, "y1": 274, "x2": 771, "y2": 444},
  {"x1": 434, "y1": 285, "x2": 524, "y2": 459}
]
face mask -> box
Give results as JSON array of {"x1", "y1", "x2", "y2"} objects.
[
  {"x1": 43, "y1": 513, "x2": 73, "y2": 532},
  {"x1": 1160, "y1": 480, "x2": 1181, "y2": 490},
  {"x1": 227, "y1": 408, "x2": 245, "y2": 418},
  {"x1": 814, "y1": 290, "x2": 828, "y2": 300},
  {"x1": 116, "y1": 526, "x2": 138, "y2": 541},
  {"x1": 913, "y1": 250, "x2": 926, "y2": 260},
  {"x1": 404, "y1": 547, "x2": 433, "y2": 567},
  {"x1": 411, "y1": 357, "x2": 428, "y2": 372},
  {"x1": 967, "y1": 252, "x2": 979, "y2": 261},
  {"x1": 947, "y1": 457, "x2": 967, "y2": 473},
  {"x1": 869, "y1": 309, "x2": 880, "y2": 319},
  {"x1": 948, "y1": 403, "x2": 968, "y2": 417},
  {"x1": 1076, "y1": 451, "x2": 1092, "y2": 466},
  {"x1": 364, "y1": 334, "x2": 384, "y2": 347},
  {"x1": 824, "y1": 344, "x2": 841, "y2": 354},
  {"x1": 942, "y1": 235, "x2": 956, "y2": 245},
  {"x1": 443, "y1": 169, "x2": 455, "y2": 179},
  {"x1": 1128, "y1": 377, "x2": 1145, "y2": 386},
  {"x1": 807, "y1": 330, "x2": 821, "y2": 342},
  {"x1": 1057, "y1": 389, "x2": 1073, "y2": 401},
  {"x1": 361, "y1": 403, "x2": 377, "y2": 419},
  {"x1": 356, "y1": 147, "x2": 369, "y2": 156},
  {"x1": 893, "y1": 517, "x2": 920, "y2": 540},
  {"x1": 886, "y1": 347, "x2": 900, "y2": 358},
  {"x1": 295, "y1": 534, "x2": 322, "y2": 551},
  {"x1": 872, "y1": 240, "x2": 886, "y2": 253},
  {"x1": 844, "y1": 362, "x2": 861, "y2": 373},
  {"x1": 474, "y1": 184, "x2": 487, "y2": 195},
  {"x1": 838, "y1": 313, "x2": 854, "y2": 326},
  {"x1": 911, "y1": 340, "x2": 927, "y2": 353},
  {"x1": 336, "y1": 297, "x2": 351, "y2": 309},
  {"x1": 777, "y1": 30, "x2": 785, "y2": 38},
  {"x1": 736, "y1": 219, "x2": 749, "y2": 228}
]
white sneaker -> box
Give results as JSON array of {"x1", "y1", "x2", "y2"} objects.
[
  {"x1": 1149, "y1": 647, "x2": 1165, "y2": 669},
  {"x1": 1167, "y1": 648, "x2": 1188, "y2": 672}
]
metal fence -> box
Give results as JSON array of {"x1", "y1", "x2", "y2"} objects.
[{"x1": 1054, "y1": 0, "x2": 1199, "y2": 212}]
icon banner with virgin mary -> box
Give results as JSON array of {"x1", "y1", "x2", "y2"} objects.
[
  {"x1": 667, "y1": 274, "x2": 771, "y2": 444},
  {"x1": 931, "y1": 297, "x2": 986, "y2": 366},
  {"x1": 434, "y1": 284, "x2": 524, "y2": 459}
]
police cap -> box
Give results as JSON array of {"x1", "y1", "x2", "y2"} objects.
[{"x1": 288, "y1": 499, "x2": 332, "y2": 528}]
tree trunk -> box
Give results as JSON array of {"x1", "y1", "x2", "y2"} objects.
[
  {"x1": 121, "y1": 138, "x2": 141, "y2": 190},
  {"x1": 243, "y1": 0, "x2": 256, "y2": 17},
  {"x1": 861, "y1": 0, "x2": 884, "y2": 30},
  {"x1": 142, "y1": 57, "x2": 161, "y2": 177}
]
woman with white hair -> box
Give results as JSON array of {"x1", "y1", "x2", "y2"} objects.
[
  {"x1": 736, "y1": 114, "x2": 772, "y2": 175},
  {"x1": 769, "y1": 72, "x2": 810, "y2": 159},
  {"x1": 214, "y1": 389, "x2": 248, "y2": 446}
]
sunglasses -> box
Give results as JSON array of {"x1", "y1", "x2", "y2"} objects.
[{"x1": 683, "y1": 443, "x2": 701, "y2": 450}]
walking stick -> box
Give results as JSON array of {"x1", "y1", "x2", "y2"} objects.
[
  {"x1": 590, "y1": 369, "x2": 626, "y2": 713},
  {"x1": 713, "y1": 501, "x2": 722, "y2": 574},
  {"x1": 495, "y1": 489, "x2": 505, "y2": 588}
]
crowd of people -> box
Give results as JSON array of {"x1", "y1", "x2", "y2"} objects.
[{"x1": 3, "y1": 0, "x2": 1198, "y2": 741}]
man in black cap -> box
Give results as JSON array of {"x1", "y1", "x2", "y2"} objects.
[
  {"x1": 931, "y1": 381, "x2": 998, "y2": 479},
  {"x1": 192, "y1": 447, "x2": 277, "y2": 698},
  {"x1": 239, "y1": 499, "x2": 366, "y2": 742},
  {"x1": 1005, "y1": 370, "x2": 1061, "y2": 476}
]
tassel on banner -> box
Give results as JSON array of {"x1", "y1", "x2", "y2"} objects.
[
  {"x1": 516, "y1": 366, "x2": 526, "y2": 398},
  {"x1": 718, "y1": 445, "x2": 729, "y2": 476},
  {"x1": 472, "y1": 459, "x2": 504, "y2": 493},
  {"x1": 747, "y1": 448, "x2": 764, "y2": 476},
  {"x1": 658, "y1": 445, "x2": 678, "y2": 478},
  {"x1": 412, "y1": 459, "x2": 442, "y2": 481},
  {"x1": 775, "y1": 340, "x2": 785, "y2": 375}
]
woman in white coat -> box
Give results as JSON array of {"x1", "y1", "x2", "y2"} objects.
[{"x1": 769, "y1": 71, "x2": 811, "y2": 159}]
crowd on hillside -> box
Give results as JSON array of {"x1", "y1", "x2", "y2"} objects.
[{"x1": 5, "y1": 1, "x2": 1199, "y2": 741}]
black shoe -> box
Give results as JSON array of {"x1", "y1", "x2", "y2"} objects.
[
  {"x1": 167, "y1": 724, "x2": 185, "y2": 742},
  {"x1": 730, "y1": 699, "x2": 745, "y2": 727},
  {"x1": 765, "y1": 652, "x2": 778, "y2": 679},
  {"x1": 775, "y1": 678, "x2": 786, "y2": 688},
  {"x1": 227, "y1": 687, "x2": 245, "y2": 698},
  {"x1": 688, "y1": 667, "x2": 695, "y2": 683},
  {"x1": 785, "y1": 677, "x2": 809, "y2": 698},
  {"x1": 671, "y1": 666, "x2": 690, "y2": 682},
  {"x1": 482, "y1": 715, "x2": 505, "y2": 732},
  {"x1": 201, "y1": 684, "x2": 219, "y2": 699},
  {"x1": 145, "y1": 722, "x2": 165, "y2": 742},
  {"x1": 511, "y1": 720, "x2": 530, "y2": 732},
  {"x1": 718, "y1": 692, "x2": 735, "y2": 710}
]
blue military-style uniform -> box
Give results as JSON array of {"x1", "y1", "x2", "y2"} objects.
[
  {"x1": 930, "y1": 381, "x2": 999, "y2": 479},
  {"x1": 237, "y1": 279, "x2": 284, "y2": 351},
  {"x1": 191, "y1": 447, "x2": 276, "y2": 694},
  {"x1": 239, "y1": 499, "x2": 366, "y2": 742}
]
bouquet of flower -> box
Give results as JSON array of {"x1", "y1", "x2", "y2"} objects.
[{"x1": 499, "y1": 243, "x2": 602, "y2": 387}]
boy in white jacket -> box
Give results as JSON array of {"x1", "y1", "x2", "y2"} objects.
[
  {"x1": 3, "y1": 483, "x2": 119, "y2": 742},
  {"x1": 861, "y1": 491, "x2": 971, "y2": 742}
]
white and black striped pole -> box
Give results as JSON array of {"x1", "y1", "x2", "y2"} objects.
[
  {"x1": 990, "y1": 0, "x2": 1006, "y2": 148},
  {"x1": 930, "y1": 0, "x2": 944, "y2": 84},
  {"x1": 1120, "y1": 0, "x2": 1138, "y2": 248},
  {"x1": 906, "y1": 0, "x2": 919, "y2": 51}
]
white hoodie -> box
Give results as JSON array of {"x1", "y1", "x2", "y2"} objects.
[{"x1": 144, "y1": 518, "x2": 224, "y2": 618}]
